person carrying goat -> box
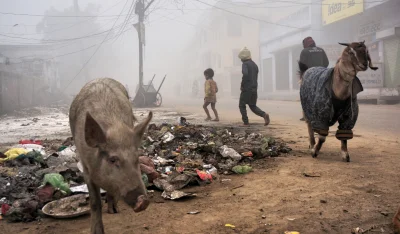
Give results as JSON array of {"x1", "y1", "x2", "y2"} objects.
[{"x1": 298, "y1": 41, "x2": 378, "y2": 162}]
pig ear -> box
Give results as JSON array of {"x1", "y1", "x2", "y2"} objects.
[
  {"x1": 133, "y1": 111, "x2": 153, "y2": 148},
  {"x1": 85, "y1": 113, "x2": 106, "y2": 148}
]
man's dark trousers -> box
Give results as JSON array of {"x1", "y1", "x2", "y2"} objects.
[{"x1": 239, "y1": 91, "x2": 266, "y2": 124}]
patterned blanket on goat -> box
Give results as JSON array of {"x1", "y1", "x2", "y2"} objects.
[{"x1": 300, "y1": 67, "x2": 364, "y2": 134}]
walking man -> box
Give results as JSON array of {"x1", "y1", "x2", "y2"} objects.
[
  {"x1": 298, "y1": 36, "x2": 329, "y2": 121},
  {"x1": 238, "y1": 47, "x2": 270, "y2": 126}
]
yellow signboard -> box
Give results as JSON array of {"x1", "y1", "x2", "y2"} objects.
[{"x1": 322, "y1": 0, "x2": 364, "y2": 25}]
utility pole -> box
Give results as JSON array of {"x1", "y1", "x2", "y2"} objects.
[{"x1": 134, "y1": 0, "x2": 154, "y2": 89}]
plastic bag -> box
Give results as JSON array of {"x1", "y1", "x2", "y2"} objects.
[
  {"x1": 232, "y1": 165, "x2": 252, "y2": 174},
  {"x1": 58, "y1": 146, "x2": 77, "y2": 163},
  {"x1": 219, "y1": 145, "x2": 242, "y2": 161},
  {"x1": 16, "y1": 150, "x2": 44, "y2": 164},
  {"x1": 0, "y1": 148, "x2": 28, "y2": 163},
  {"x1": 13, "y1": 144, "x2": 45, "y2": 155},
  {"x1": 42, "y1": 173, "x2": 71, "y2": 194}
]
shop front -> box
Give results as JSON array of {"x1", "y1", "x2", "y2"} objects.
[{"x1": 320, "y1": 0, "x2": 399, "y2": 102}]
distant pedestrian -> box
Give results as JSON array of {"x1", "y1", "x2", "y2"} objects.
[
  {"x1": 238, "y1": 47, "x2": 270, "y2": 126},
  {"x1": 298, "y1": 37, "x2": 329, "y2": 121},
  {"x1": 203, "y1": 68, "x2": 219, "y2": 121}
]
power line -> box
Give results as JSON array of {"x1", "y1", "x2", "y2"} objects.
[
  {"x1": 64, "y1": 0, "x2": 131, "y2": 90},
  {"x1": 0, "y1": 11, "x2": 132, "y2": 18},
  {"x1": 0, "y1": 17, "x2": 125, "y2": 27},
  {"x1": 10, "y1": 45, "x2": 97, "y2": 63},
  {"x1": 7, "y1": 22, "x2": 136, "y2": 63},
  {"x1": 0, "y1": 20, "x2": 132, "y2": 43},
  {"x1": 194, "y1": 0, "x2": 322, "y2": 30},
  {"x1": 0, "y1": 17, "x2": 137, "y2": 50},
  {"x1": 8, "y1": 0, "x2": 128, "y2": 36},
  {"x1": 112, "y1": 0, "x2": 137, "y2": 43}
]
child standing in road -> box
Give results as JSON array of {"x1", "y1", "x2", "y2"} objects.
[{"x1": 203, "y1": 68, "x2": 219, "y2": 121}]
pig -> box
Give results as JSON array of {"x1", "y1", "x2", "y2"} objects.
[{"x1": 69, "y1": 78, "x2": 152, "y2": 234}]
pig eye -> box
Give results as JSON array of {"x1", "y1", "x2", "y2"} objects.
[{"x1": 108, "y1": 156, "x2": 119, "y2": 164}]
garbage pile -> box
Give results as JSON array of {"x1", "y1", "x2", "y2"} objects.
[
  {"x1": 0, "y1": 138, "x2": 81, "y2": 222},
  {"x1": 0, "y1": 122, "x2": 292, "y2": 222},
  {"x1": 140, "y1": 123, "x2": 292, "y2": 199}
]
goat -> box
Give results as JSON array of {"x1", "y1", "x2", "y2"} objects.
[
  {"x1": 394, "y1": 206, "x2": 400, "y2": 233},
  {"x1": 298, "y1": 41, "x2": 378, "y2": 162}
]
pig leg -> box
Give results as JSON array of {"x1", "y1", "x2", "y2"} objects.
[
  {"x1": 87, "y1": 180, "x2": 104, "y2": 234},
  {"x1": 311, "y1": 134, "x2": 326, "y2": 158},
  {"x1": 305, "y1": 116, "x2": 315, "y2": 149},
  {"x1": 106, "y1": 194, "x2": 119, "y2": 214},
  {"x1": 340, "y1": 140, "x2": 350, "y2": 162}
]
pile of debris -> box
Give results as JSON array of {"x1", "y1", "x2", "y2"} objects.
[
  {"x1": 0, "y1": 122, "x2": 292, "y2": 222},
  {"x1": 139, "y1": 122, "x2": 292, "y2": 199}
]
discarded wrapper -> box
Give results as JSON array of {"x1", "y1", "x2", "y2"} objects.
[
  {"x1": 284, "y1": 232, "x2": 300, "y2": 234},
  {"x1": 196, "y1": 169, "x2": 213, "y2": 181},
  {"x1": 70, "y1": 184, "x2": 106, "y2": 194},
  {"x1": 162, "y1": 132, "x2": 175, "y2": 143},
  {"x1": 225, "y1": 224, "x2": 235, "y2": 228},
  {"x1": 241, "y1": 151, "x2": 253, "y2": 157},
  {"x1": 161, "y1": 190, "x2": 196, "y2": 200},
  {"x1": 187, "y1": 210, "x2": 200, "y2": 215}
]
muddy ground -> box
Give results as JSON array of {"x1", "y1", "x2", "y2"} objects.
[{"x1": 1, "y1": 99, "x2": 399, "y2": 234}]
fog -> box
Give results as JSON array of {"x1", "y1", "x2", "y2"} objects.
[
  {"x1": 0, "y1": 0, "x2": 399, "y2": 106},
  {"x1": 0, "y1": 0, "x2": 213, "y2": 98}
]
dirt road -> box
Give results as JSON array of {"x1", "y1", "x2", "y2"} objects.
[{"x1": 1, "y1": 98, "x2": 399, "y2": 233}]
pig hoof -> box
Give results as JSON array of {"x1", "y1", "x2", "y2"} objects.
[
  {"x1": 341, "y1": 152, "x2": 350, "y2": 162},
  {"x1": 107, "y1": 201, "x2": 119, "y2": 214},
  {"x1": 107, "y1": 205, "x2": 119, "y2": 214}
]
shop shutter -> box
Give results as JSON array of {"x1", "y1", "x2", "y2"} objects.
[{"x1": 383, "y1": 37, "x2": 400, "y2": 88}]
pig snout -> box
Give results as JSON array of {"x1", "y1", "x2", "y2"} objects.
[
  {"x1": 133, "y1": 195, "x2": 149, "y2": 212},
  {"x1": 123, "y1": 190, "x2": 150, "y2": 213}
]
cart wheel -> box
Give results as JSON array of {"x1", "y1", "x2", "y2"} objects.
[{"x1": 154, "y1": 93, "x2": 162, "y2": 107}]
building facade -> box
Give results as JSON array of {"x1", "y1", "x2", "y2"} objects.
[
  {"x1": 0, "y1": 45, "x2": 61, "y2": 113},
  {"x1": 259, "y1": 0, "x2": 400, "y2": 102},
  {"x1": 180, "y1": 1, "x2": 262, "y2": 98}
]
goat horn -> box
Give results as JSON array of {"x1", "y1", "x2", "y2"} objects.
[
  {"x1": 366, "y1": 50, "x2": 379, "y2": 71},
  {"x1": 338, "y1": 42, "x2": 350, "y2": 47}
]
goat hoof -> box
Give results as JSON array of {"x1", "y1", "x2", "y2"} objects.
[
  {"x1": 311, "y1": 149, "x2": 318, "y2": 158},
  {"x1": 341, "y1": 152, "x2": 350, "y2": 162}
]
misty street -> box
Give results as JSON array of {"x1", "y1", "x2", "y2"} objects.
[{"x1": 1, "y1": 0, "x2": 400, "y2": 233}]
